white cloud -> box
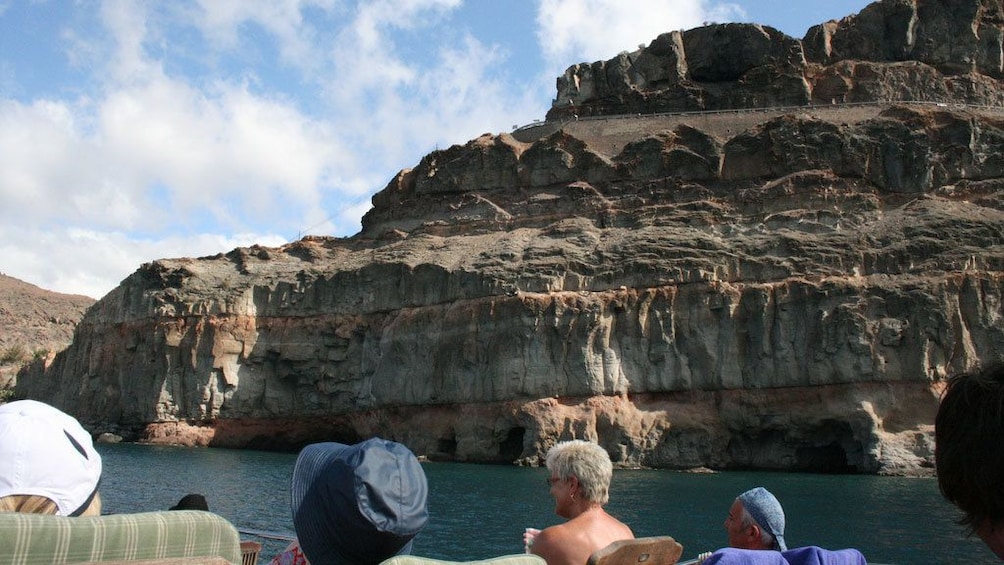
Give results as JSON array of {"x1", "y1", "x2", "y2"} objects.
[
  {"x1": 97, "y1": 77, "x2": 345, "y2": 228},
  {"x1": 1, "y1": 77, "x2": 344, "y2": 234},
  {"x1": 0, "y1": 226, "x2": 287, "y2": 299},
  {"x1": 0, "y1": 98, "x2": 111, "y2": 226},
  {"x1": 535, "y1": 0, "x2": 745, "y2": 74},
  {"x1": 100, "y1": 0, "x2": 156, "y2": 83},
  {"x1": 188, "y1": 0, "x2": 338, "y2": 74},
  {"x1": 319, "y1": 3, "x2": 548, "y2": 171},
  {"x1": 323, "y1": 197, "x2": 375, "y2": 238}
]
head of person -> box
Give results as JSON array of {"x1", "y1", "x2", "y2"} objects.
[
  {"x1": 291, "y1": 437, "x2": 429, "y2": 565},
  {"x1": 544, "y1": 439, "x2": 613, "y2": 510},
  {"x1": 0, "y1": 399, "x2": 102, "y2": 516},
  {"x1": 725, "y1": 487, "x2": 786, "y2": 551},
  {"x1": 936, "y1": 363, "x2": 1004, "y2": 559},
  {"x1": 170, "y1": 493, "x2": 209, "y2": 511}
]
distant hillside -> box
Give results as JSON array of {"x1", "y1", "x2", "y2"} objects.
[{"x1": 0, "y1": 274, "x2": 94, "y2": 387}]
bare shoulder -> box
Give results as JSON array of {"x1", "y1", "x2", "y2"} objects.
[
  {"x1": 533, "y1": 522, "x2": 575, "y2": 549},
  {"x1": 606, "y1": 514, "x2": 634, "y2": 537},
  {"x1": 531, "y1": 514, "x2": 634, "y2": 565},
  {"x1": 581, "y1": 509, "x2": 634, "y2": 537},
  {"x1": 531, "y1": 523, "x2": 578, "y2": 565}
]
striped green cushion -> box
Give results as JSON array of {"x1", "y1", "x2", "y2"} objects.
[{"x1": 0, "y1": 510, "x2": 242, "y2": 565}]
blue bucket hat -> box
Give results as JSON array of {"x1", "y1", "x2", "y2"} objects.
[
  {"x1": 738, "y1": 487, "x2": 786, "y2": 551},
  {"x1": 291, "y1": 438, "x2": 429, "y2": 565}
]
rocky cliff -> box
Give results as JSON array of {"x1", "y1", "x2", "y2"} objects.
[
  {"x1": 18, "y1": 0, "x2": 1004, "y2": 475},
  {"x1": 0, "y1": 274, "x2": 94, "y2": 390},
  {"x1": 549, "y1": 0, "x2": 1004, "y2": 118}
]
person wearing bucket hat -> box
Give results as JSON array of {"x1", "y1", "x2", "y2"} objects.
[
  {"x1": 271, "y1": 437, "x2": 429, "y2": 565},
  {"x1": 0, "y1": 399, "x2": 103, "y2": 516},
  {"x1": 170, "y1": 493, "x2": 210, "y2": 511},
  {"x1": 725, "y1": 487, "x2": 787, "y2": 552}
]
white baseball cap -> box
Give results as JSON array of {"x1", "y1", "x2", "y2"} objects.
[{"x1": 0, "y1": 400, "x2": 102, "y2": 516}]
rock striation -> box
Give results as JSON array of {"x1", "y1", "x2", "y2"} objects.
[
  {"x1": 548, "y1": 0, "x2": 1004, "y2": 119},
  {"x1": 18, "y1": 0, "x2": 1004, "y2": 474}
]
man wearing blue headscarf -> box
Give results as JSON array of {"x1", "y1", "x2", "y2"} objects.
[
  {"x1": 701, "y1": 487, "x2": 868, "y2": 565},
  {"x1": 724, "y1": 487, "x2": 787, "y2": 552}
]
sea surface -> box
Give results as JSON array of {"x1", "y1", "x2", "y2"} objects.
[{"x1": 96, "y1": 443, "x2": 996, "y2": 564}]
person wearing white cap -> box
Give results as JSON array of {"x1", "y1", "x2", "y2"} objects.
[
  {"x1": 0, "y1": 399, "x2": 103, "y2": 516},
  {"x1": 724, "y1": 487, "x2": 787, "y2": 552}
]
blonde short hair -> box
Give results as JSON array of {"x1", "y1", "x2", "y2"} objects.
[
  {"x1": 0, "y1": 492, "x2": 101, "y2": 516},
  {"x1": 545, "y1": 440, "x2": 612, "y2": 505}
]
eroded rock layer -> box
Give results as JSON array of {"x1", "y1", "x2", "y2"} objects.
[
  {"x1": 548, "y1": 0, "x2": 1004, "y2": 118},
  {"x1": 18, "y1": 0, "x2": 1004, "y2": 474}
]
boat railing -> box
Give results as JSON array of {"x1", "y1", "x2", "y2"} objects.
[{"x1": 238, "y1": 527, "x2": 296, "y2": 542}]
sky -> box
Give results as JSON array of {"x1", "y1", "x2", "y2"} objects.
[{"x1": 0, "y1": 0, "x2": 873, "y2": 299}]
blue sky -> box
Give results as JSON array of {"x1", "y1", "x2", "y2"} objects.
[{"x1": 0, "y1": 0, "x2": 872, "y2": 299}]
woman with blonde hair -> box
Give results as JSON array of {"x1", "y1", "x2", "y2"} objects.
[
  {"x1": 525, "y1": 440, "x2": 634, "y2": 565},
  {"x1": 0, "y1": 400, "x2": 103, "y2": 516}
]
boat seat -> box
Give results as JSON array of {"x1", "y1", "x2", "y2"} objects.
[
  {"x1": 239, "y1": 541, "x2": 262, "y2": 565},
  {"x1": 588, "y1": 536, "x2": 685, "y2": 565},
  {"x1": 0, "y1": 510, "x2": 243, "y2": 565}
]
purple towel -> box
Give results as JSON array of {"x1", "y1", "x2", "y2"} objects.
[
  {"x1": 781, "y1": 546, "x2": 867, "y2": 565},
  {"x1": 701, "y1": 548, "x2": 788, "y2": 565}
]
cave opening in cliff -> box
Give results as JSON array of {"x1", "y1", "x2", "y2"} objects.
[
  {"x1": 499, "y1": 427, "x2": 526, "y2": 463},
  {"x1": 795, "y1": 441, "x2": 857, "y2": 474},
  {"x1": 437, "y1": 436, "x2": 458, "y2": 458},
  {"x1": 790, "y1": 419, "x2": 863, "y2": 474},
  {"x1": 726, "y1": 421, "x2": 861, "y2": 473},
  {"x1": 239, "y1": 425, "x2": 362, "y2": 452}
]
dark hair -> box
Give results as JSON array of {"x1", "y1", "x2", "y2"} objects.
[
  {"x1": 935, "y1": 364, "x2": 1004, "y2": 534},
  {"x1": 170, "y1": 493, "x2": 209, "y2": 511}
]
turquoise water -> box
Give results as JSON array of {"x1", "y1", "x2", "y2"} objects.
[{"x1": 95, "y1": 443, "x2": 996, "y2": 564}]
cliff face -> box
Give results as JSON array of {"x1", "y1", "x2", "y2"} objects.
[
  {"x1": 0, "y1": 274, "x2": 94, "y2": 389},
  {"x1": 549, "y1": 0, "x2": 1004, "y2": 118},
  {"x1": 18, "y1": 0, "x2": 1004, "y2": 475}
]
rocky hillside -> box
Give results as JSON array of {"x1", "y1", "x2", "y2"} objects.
[
  {"x1": 18, "y1": 0, "x2": 1004, "y2": 475},
  {"x1": 0, "y1": 274, "x2": 94, "y2": 389},
  {"x1": 547, "y1": 0, "x2": 1004, "y2": 118}
]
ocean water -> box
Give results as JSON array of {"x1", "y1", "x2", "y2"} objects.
[{"x1": 95, "y1": 443, "x2": 996, "y2": 564}]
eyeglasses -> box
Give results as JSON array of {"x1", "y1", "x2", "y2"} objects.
[{"x1": 546, "y1": 476, "x2": 564, "y2": 486}]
